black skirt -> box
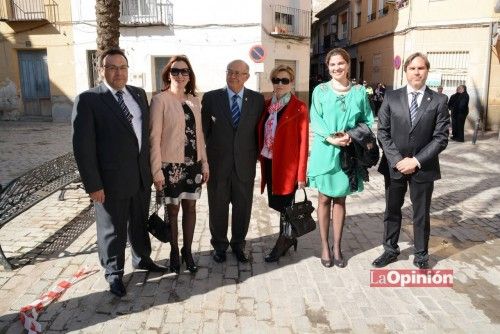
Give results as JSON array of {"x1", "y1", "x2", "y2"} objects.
[{"x1": 263, "y1": 157, "x2": 295, "y2": 212}]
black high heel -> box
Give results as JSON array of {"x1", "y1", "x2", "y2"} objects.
[
  {"x1": 169, "y1": 248, "x2": 180, "y2": 274},
  {"x1": 332, "y1": 249, "x2": 346, "y2": 268},
  {"x1": 264, "y1": 236, "x2": 298, "y2": 262},
  {"x1": 181, "y1": 247, "x2": 198, "y2": 273},
  {"x1": 320, "y1": 246, "x2": 332, "y2": 268}
]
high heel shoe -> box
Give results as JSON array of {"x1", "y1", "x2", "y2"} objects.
[
  {"x1": 332, "y1": 250, "x2": 346, "y2": 268},
  {"x1": 264, "y1": 236, "x2": 298, "y2": 262},
  {"x1": 169, "y1": 248, "x2": 180, "y2": 274},
  {"x1": 181, "y1": 247, "x2": 198, "y2": 273},
  {"x1": 321, "y1": 257, "x2": 332, "y2": 268}
]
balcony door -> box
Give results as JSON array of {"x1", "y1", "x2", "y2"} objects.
[{"x1": 18, "y1": 50, "x2": 51, "y2": 117}]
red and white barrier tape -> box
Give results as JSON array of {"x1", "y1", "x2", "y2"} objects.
[{"x1": 19, "y1": 267, "x2": 98, "y2": 334}]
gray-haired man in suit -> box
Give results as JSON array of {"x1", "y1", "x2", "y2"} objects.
[
  {"x1": 373, "y1": 52, "x2": 449, "y2": 270},
  {"x1": 202, "y1": 60, "x2": 265, "y2": 263},
  {"x1": 73, "y1": 49, "x2": 166, "y2": 298}
]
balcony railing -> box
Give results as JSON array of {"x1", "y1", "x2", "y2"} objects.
[
  {"x1": 367, "y1": 12, "x2": 376, "y2": 22},
  {"x1": 2, "y1": 0, "x2": 57, "y2": 22},
  {"x1": 271, "y1": 4, "x2": 311, "y2": 39},
  {"x1": 378, "y1": 6, "x2": 389, "y2": 17},
  {"x1": 120, "y1": 0, "x2": 173, "y2": 26}
]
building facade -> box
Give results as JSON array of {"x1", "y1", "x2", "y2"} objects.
[
  {"x1": 310, "y1": 0, "x2": 500, "y2": 130},
  {"x1": 0, "y1": 0, "x2": 311, "y2": 121}
]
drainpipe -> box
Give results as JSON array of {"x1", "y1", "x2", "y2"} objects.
[{"x1": 482, "y1": 22, "x2": 493, "y2": 131}]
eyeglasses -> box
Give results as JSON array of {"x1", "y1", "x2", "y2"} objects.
[
  {"x1": 271, "y1": 77, "x2": 291, "y2": 85},
  {"x1": 226, "y1": 70, "x2": 248, "y2": 77},
  {"x1": 104, "y1": 65, "x2": 129, "y2": 72},
  {"x1": 170, "y1": 68, "x2": 190, "y2": 76}
]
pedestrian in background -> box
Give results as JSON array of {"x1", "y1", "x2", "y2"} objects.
[
  {"x1": 257, "y1": 65, "x2": 309, "y2": 262},
  {"x1": 373, "y1": 52, "x2": 449, "y2": 270},
  {"x1": 448, "y1": 84, "x2": 469, "y2": 142},
  {"x1": 308, "y1": 48, "x2": 374, "y2": 268},
  {"x1": 150, "y1": 55, "x2": 209, "y2": 274},
  {"x1": 374, "y1": 82, "x2": 386, "y2": 116},
  {"x1": 72, "y1": 48, "x2": 166, "y2": 298},
  {"x1": 202, "y1": 60, "x2": 265, "y2": 263}
]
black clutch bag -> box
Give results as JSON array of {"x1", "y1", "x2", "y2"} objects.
[
  {"x1": 146, "y1": 192, "x2": 171, "y2": 243},
  {"x1": 282, "y1": 189, "x2": 316, "y2": 239}
]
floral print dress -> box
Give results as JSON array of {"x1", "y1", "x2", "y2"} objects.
[{"x1": 162, "y1": 103, "x2": 203, "y2": 205}]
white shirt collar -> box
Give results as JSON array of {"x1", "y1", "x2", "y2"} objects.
[
  {"x1": 103, "y1": 80, "x2": 129, "y2": 97},
  {"x1": 407, "y1": 85, "x2": 426, "y2": 96}
]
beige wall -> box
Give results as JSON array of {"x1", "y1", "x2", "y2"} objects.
[
  {"x1": 488, "y1": 49, "x2": 500, "y2": 130},
  {"x1": 0, "y1": 0, "x2": 76, "y2": 121}
]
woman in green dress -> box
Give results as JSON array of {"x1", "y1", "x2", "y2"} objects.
[{"x1": 308, "y1": 48, "x2": 374, "y2": 268}]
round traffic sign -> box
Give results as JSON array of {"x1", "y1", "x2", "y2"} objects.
[{"x1": 249, "y1": 45, "x2": 266, "y2": 63}]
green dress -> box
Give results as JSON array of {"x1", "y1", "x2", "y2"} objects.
[{"x1": 308, "y1": 82, "x2": 374, "y2": 197}]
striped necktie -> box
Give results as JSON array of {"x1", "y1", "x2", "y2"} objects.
[
  {"x1": 116, "y1": 90, "x2": 133, "y2": 124},
  {"x1": 409, "y1": 91, "x2": 419, "y2": 125},
  {"x1": 231, "y1": 94, "x2": 240, "y2": 127}
]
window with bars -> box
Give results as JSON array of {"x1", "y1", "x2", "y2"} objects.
[{"x1": 426, "y1": 51, "x2": 469, "y2": 89}]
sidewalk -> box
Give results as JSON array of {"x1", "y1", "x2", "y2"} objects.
[
  {"x1": 0, "y1": 121, "x2": 72, "y2": 187},
  {"x1": 0, "y1": 122, "x2": 499, "y2": 333}
]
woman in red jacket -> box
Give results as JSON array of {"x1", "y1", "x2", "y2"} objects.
[{"x1": 257, "y1": 65, "x2": 309, "y2": 262}]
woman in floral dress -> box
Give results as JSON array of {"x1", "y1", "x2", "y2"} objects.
[{"x1": 150, "y1": 55, "x2": 209, "y2": 274}]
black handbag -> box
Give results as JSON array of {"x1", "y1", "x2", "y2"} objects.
[
  {"x1": 282, "y1": 189, "x2": 316, "y2": 239},
  {"x1": 146, "y1": 192, "x2": 171, "y2": 243}
]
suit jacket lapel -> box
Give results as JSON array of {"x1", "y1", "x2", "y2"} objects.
[
  {"x1": 218, "y1": 88, "x2": 233, "y2": 126},
  {"x1": 127, "y1": 85, "x2": 148, "y2": 150},
  {"x1": 99, "y1": 83, "x2": 136, "y2": 137},
  {"x1": 411, "y1": 87, "x2": 433, "y2": 132},
  {"x1": 239, "y1": 89, "x2": 251, "y2": 126},
  {"x1": 400, "y1": 87, "x2": 411, "y2": 129}
]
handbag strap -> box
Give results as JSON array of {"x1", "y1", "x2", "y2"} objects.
[
  {"x1": 291, "y1": 188, "x2": 308, "y2": 205},
  {"x1": 154, "y1": 191, "x2": 164, "y2": 213}
]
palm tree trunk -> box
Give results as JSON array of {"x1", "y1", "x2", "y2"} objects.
[{"x1": 96, "y1": 0, "x2": 121, "y2": 53}]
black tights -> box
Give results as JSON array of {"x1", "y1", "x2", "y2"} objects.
[{"x1": 166, "y1": 199, "x2": 197, "y2": 253}]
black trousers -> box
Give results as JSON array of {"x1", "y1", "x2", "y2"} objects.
[
  {"x1": 382, "y1": 176, "x2": 434, "y2": 261},
  {"x1": 207, "y1": 169, "x2": 254, "y2": 252}
]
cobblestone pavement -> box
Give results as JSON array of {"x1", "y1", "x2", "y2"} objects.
[
  {"x1": 0, "y1": 124, "x2": 499, "y2": 333},
  {"x1": 0, "y1": 121, "x2": 72, "y2": 187}
]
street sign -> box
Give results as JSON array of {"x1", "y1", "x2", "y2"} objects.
[{"x1": 249, "y1": 45, "x2": 266, "y2": 63}]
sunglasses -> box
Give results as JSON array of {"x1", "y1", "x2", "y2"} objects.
[
  {"x1": 171, "y1": 68, "x2": 190, "y2": 76},
  {"x1": 271, "y1": 77, "x2": 291, "y2": 85}
]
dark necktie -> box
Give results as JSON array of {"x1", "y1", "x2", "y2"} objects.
[
  {"x1": 116, "y1": 90, "x2": 133, "y2": 124},
  {"x1": 409, "y1": 91, "x2": 419, "y2": 125},
  {"x1": 231, "y1": 94, "x2": 240, "y2": 127}
]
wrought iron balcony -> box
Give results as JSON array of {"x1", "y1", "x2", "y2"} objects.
[
  {"x1": 367, "y1": 12, "x2": 376, "y2": 22},
  {"x1": 378, "y1": 6, "x2": 389, "y2": 17},
  {"x1": 120, "y1": 0, "x2": 173, "y2": 26},
  {"x1": 271, "y1": 4, "x2": 311, "y2": 39},
  {"x1": 1, "y1": 0, "x2": 57, "y2": 22}
]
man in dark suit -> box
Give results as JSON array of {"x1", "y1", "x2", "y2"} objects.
[
  {"x1": 72, "y1": 49, "x2": 165, "y2": 297},
  {"x1": 373, "y1": 52, "x2": 450, "y2": 269},
  {"x1": 202, "y1": 60, "x2": 265, "y2": 263}
]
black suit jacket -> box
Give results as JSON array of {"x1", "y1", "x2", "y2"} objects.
[
  {"x1": 377, "y1": 86, "x2": 449, "y2": 182},
  {"x1": 72, "y1": 83, "x2": 152, "y2": 199},
  {"x1": 201, "y1": 88, "x2": 265, "y2": 182}
]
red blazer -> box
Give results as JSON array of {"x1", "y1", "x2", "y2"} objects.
[{"x1": 258, "y1": 94, "x2": 309, "y2": 195}]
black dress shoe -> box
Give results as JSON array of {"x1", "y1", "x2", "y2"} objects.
[
  {"x1": 213, "y1": 251, "x2": 226, "y2": 263},
  {"x1": 134, "y1": 259, "x2": 168, "y2": 272},
  {"x1": 232, "y1": 249, "x2": 249, "y2": 263},
  {"x1": 413, "y1": 259, "x2": 430, "y2": 269},
  {"x1": 109, "y1": 279, "x2": 126, "y2": 297},
  {"x1": 372, "y1": 251, "x2": 398, "y2": 268}
]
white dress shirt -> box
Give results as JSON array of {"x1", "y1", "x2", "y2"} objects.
[
  {"x1": 406, "y1": 84, "x2": 427, "y2": 168},
  {"x1": 104, "y1": 81, "x2": 143, "y2": 150}
]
